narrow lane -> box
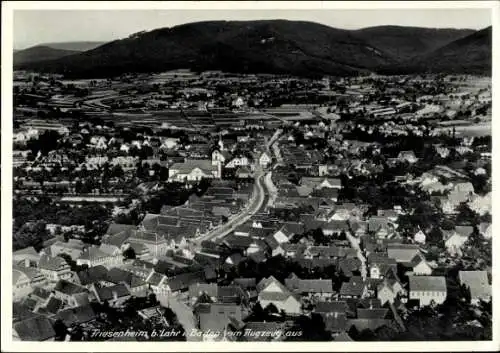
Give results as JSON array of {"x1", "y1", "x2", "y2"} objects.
[{"x1": 157, "y1": 293, "x2": 200, "y2": 341}]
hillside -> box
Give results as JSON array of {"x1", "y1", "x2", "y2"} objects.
[
  {"x1": 40, "y1": 41, "x2": 107, "y2": 52},
  {"x1": 14, "y1": 20, "x2": 395, "y2": 78},
  {"x1": 405, "y1": 26, "x2": 492, "y2": 75},
  {"x1": 14, "y1": 20, "x2": 491, "y2": 78},
  {"x1": 354, "y1": 26, "x2": 475, "y2": 62},
  {"x1": 13, "y1": 45, "x2": 79, "y2": 66}
]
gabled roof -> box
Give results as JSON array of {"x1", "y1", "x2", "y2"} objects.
[
  {"x1": 77, "y1": 266, "x2": 108, "y2": 286},
  {"x1": 358, "y1": 298, "x2": 382, "y2": 309},
  {"x1": 189, "y1": 283, "x2": 218, "y2": 298},
  {"x1": 38, "y1": 255, "x2": 69, "y2": 271},
  {"x1": 458, "y1": 271, "x2": 491, "y2": 300},
  {"x1": 347, "y1": 318, "x2": 396, "y2": 332},
  {"x1": 36, "y1": 298, "x2": 62, "y2": 317},
  {"x1": 13, "y1": 246, "x2": 39, "y2": 258},
  {"x1": 315, "y1": 301, "x2": 348, "y2": 313},
  {"x1": 357, "y1": 308, "x2": 389, "y2": 319},
  {"x1": 409, "y1": 276, "x2": 446, "y2": 292},
  {"x1": 256, "y1": 275, "x2": 289, "y2": 294},
  {"x1": 32, "y1": 287, "x2": 51, "y2": 300},
  {"x1": 105, "y1": 268, "x2": 135, "y2": 285},
  {"x1": 340, "y1": 277, "x2": 366, "y2": 296},
  {"x1": 105, "y1": 223, "x2": 136, "y2": 236},
  {"x1": 54, "y1": 280, "x2": 87, "y2": 295},
  {"x1": 387, "y1": 243, "x2": 421, "y2": 264},
  {"x1": 334, "y1": 331, "x2": 354, "y2": 341},
  {"x1": 233, "y1": 278, "x2": 257, "y2": 289},
  {"x1": 94, "y1": 283, "x2": 131, "y2": 302},
  {"x1": 454, "y1": 225, "x2": 474, "y2": 238},
  {"x1": 13, "y1": 316, "x2": 56, "y2": 341},
  {"x1": 146, "y1": 272, "x2": 165, "y2": 286},
  {"x1": 166, "y1": 271, "x2": 206, "y2": 292},
  {"x1": 286, "y1": 279, "x2": 334, "y2": 294},
  {"x1": 56, "y1": 304, "x2": 96, "y2": 326}
]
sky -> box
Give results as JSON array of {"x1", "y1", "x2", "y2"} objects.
[{"x1": 13, "y1": 8, "x2": 492, "y2": 49}]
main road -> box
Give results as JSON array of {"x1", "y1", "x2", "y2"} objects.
[
  {"x1": 192, "y1": 169, "x2": 267, "y2": 245},
  {"x1": 191, "y1": 129, "x2": 282, "y2": 245}
]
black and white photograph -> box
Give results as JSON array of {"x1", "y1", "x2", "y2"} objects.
[{"x1": 1, "y1": 1, "x2": 498, "y2": 351}]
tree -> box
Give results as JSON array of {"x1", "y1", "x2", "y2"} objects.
[
  {"x1": 111, "y1": 164, "x2": 124, "y2": 178},
  {"x1": 455, "y1": 203, "x2": 480, "y2": 225},
  {"x1": 123, "y1": 247, "x2": 136, "y2": 260},
  {"x1": 53, "y1": 319, "x2": 68, "y2": 341}
]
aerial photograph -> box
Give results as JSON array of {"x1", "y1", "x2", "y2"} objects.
[{"x1": 8, "y1": 3, "x2": 493, "y2": 344}]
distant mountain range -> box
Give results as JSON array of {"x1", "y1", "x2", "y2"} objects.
[
  {"x1": 14, "y1": 41, "x2": 107, "y2": 66},
  {"x1": 14, "y1": 46, "x2": 80, "y2": 65},
  {"x1": 13, "y1": 20, "x2": 492, "y2": 77}
]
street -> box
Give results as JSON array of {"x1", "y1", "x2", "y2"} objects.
[
  {"x1": 345, "y1": 231, "x2": 367, "y2": 280},
  {"x1": 157, "y1": 292, "x2": 200, "y2": 341},
  {"x1": 193, "y1": 170, "x2": 267, "y2": 244}
]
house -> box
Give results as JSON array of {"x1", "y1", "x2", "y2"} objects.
[
  {"x1": 409, "y1": 276, "x2": 447, "y2": 307},
  {"x1": 443, "y1": 226, "x2": 473, "y2": 256},
  {"x1": 300, "y1": 177, "x2": 342, "y2": 190},
  {"x1": 105, "y1": 268, "x2": 148, "y2": 296},
  {"x1": 53, "y1": 280, "x2": 90, "y2": 307},
  {"x1": 458, "y1": 271, "x2": 491, "y2": 304},
  {"x1": 313, "y1": 302, "x2": 349, "y2": 333},
  {"x1": 413, "y1": 229, "x2": 426, "y2": 244},
  {"x1": 38, "y1": 255, "x2": 72, "y2": 282},
  {"x1": 367, "y1": 216, "x2": 394, "y2": 238},
  {"x1": 35, "y1": 296, "x2": 64, "y2": 317},
  {"x1": 50, "y1": 239, "x2": 86, "y2": 260},
  {"x1": 285, "y1": 275, "x2": 334, "y2": 298},
  {"x1": 75, "y1": 266, "x2": 109, "y2": 288},
  {"x1": 235, "y1": 166, "x2": 253, "y2": 179},
  {"x1": 13, "y1": 266, "x2": 47, "y2": 301},
  {"x1": 164, "y1": 271, "x2": 207, "y2": 294},
  {"x1": 257, "y1": 276, "x2": 301, "y2": 314},
  {"x1": 225, "y1": 156, "x2": 250, "y2": 169},
  {"x1": 195, "y1": 303, "x2": 242, "y2": 339},
  {"x1": 127, "y1": 228, "x2": 171, "y2": 258},
  {"x1": 160, "y1": 137, "x2": 179, "y2": 150},
  {"x1": 271, "y1": 227, "x2": 292, "y2": 244},
  {"x1": 468, "y1": 192, "x2": 491, "y2": 216},
  {"x1": 339, "y1": 277, "x2": 368, "y2": 299},
  {"x1": 411, "y1": 254, "x2": 433, "y2": 276},
  {"x1": 212, "y1": 149, "x2": 232, "y2": 166},
  {"x1": 76, "y1": 246, "x2": 123, "y2": 268},
  {"x1": 259, "y1": 152, "x2": 272, "y2": 168},
  {"x1": 13, "y1": 316, "x2": 56, "y2": 341},
  {"x1": 92, "y1": 283, "x2": 131, "y2": 307},
  {"x1": 169, "y1": 159, "x2": 220, "y2": 181},
  {"x1": 189, "y1": 283, "x2": 218, "y2": 304},
  {"x1": 13, "y1": 246, "x2": 40, "y2": 267},
  {"x1": 377, "y1": 279, "x2": 405, "y2": 305},
  {"x1": 55, "y1": 304, "x2": 97, "y2": 327},
  {"x1": 386, "y1": 244, "x2": 421, "y2": 266},
  {"x1": 146, "y1": 272, "x2": 168, "y2": 295},
  {"x1": 367, "y1": 254, "x2": 397, "y2": 279},
  {"x1": 398, "y1": 150, "x2": 418, "y2": 164},
  {"x1": 478, "y1": 222, "x2": 492, "y2": 239}
]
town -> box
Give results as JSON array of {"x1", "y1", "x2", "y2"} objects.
[{"x1": 12, "y1": 69, "x2": 492, "y2": 342}]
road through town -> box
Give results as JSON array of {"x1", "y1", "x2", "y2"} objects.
[{"x1": 192, "y1": 170, "x2": 267, "y2": 245}]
